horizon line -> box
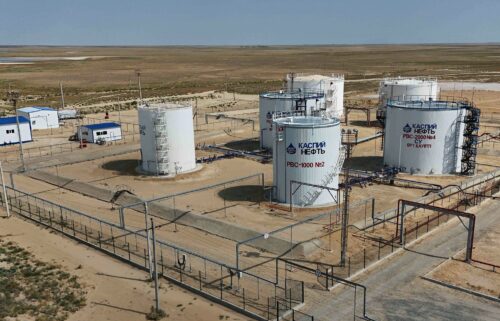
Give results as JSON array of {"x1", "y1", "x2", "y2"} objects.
[{"x1": 1, "y1": 42, "x2": 500, "y2": 48}]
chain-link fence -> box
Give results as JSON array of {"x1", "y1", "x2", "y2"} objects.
[{"x1": 0, "y1": 185, "x2": 313, "y2": 321}]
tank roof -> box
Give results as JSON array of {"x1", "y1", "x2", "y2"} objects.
[
  {"x1": 139, "y1": 103, "x2": 191, "y2": 110},
  {"x1": 291, "y1": 74, "x2": 344, "y2": 81},
  {"x1": 260, "y1": 90, "x2": 324, "y2": 100},
  {"x1": 273, "y1": 116, "x2": 339, "y2": 128},
  {"x1": 382, "y1": 77, "x2": 437, "y2": 85},
  {"x1": 387, "y1": 100, "x2": 471, "y2": 110}
]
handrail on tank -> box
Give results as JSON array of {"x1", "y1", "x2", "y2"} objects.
[
  {"x1": 386, "y1": 98, "x2": 474, "y2": 110},
  {"x1": 260, "y1": 89, "x2": 325, "y2": 99},
  {"x1": 288, "y1": 72, "x2": 345, "y2": 79},
  {"x1": 380, "y1": 76, "x2": 438, "y2": 82}
]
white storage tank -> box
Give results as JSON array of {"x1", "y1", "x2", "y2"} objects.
[
  {"x1": 379, "y1": 77, "x2": 439, "y2": 108},
  {"x1": 259, "y1": 91, "x2": 324, "y2": 150},
  {"x1": 383, "y1": 100, "x2": 469, "y2": 175},
  {"x1": 273, "y1": 116, "x2": 344, "y2": 206},
  {"x1": 287, "y1": 73, "x2": 345, "y2": 118},
  {"x1": 138, "y1": 103, "x2": 196, "y2": 176}
]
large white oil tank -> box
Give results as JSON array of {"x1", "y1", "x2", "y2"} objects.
[
  {"x1": 273, "y1": 116, "x2": 343, "y2": 206},
  {"x1": 287, "y1": 73, "x2": 345, "y2": 118},
  {"x1": 138, "y1": 103, "x2": 196, "y2": 176},
  {"x1": 379, "y1": 77, "x2": 439, "y2": 108},
  {"x1": 259, "y1": 91, "x2": 324, "y2": 150},
  {"x1": 383, "y1": 100, "x2": 469, "y2": 175}
]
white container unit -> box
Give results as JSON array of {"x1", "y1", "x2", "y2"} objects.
[
  {"x1": 287, "y1": 73, "x2": 345, "y2": 118},
  {"x1": 383, "y1": 100, "x2": 467, "y2": 175},
  {"x1": 0, "y1": 116, "x2": 32, "y2": 146},
  {"x1": 379, "y1": 77, "x2": 439, "y2": 109},
  {"x1": 259, "y1": 91, "x2": 324, "y2": 150},
  {"x1": 79, "y1": 122, "x2": 122, "y2": 143},
  {"x1": 58, "y1": 109, "x2": 79, "y2": 120},
  {"x1": 273, "y1": 116, "x2": 343, "y2": 206},
  {"x1": 17, "y1": 106, "x2": 59, "y2": 130},
  {"x1": 138, "y1": 104, "x2": 196, "y2": 176}
]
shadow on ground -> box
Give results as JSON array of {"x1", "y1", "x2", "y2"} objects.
[
  {"x1": 344, "y1": 156, "x2": 383, "y2": 171},
  {"x1": 348, "y1": 120, "x2": 383, "y2": 128},
  {"x1": 101, "y1": 159, "x2": 141, "y2": 176},
  {"x1": 225, "y1": 138, "x2": 261, "y2": 152},
  {"x1": 218, "y1": 185, "x2": 265, "y2": 202}
]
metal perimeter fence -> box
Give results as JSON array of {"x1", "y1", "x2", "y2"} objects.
[
  {"x1": 0, "y1": 117, "x2": 141, "y2": 163},
  {"x1": 339, "y1": 169, "x2": 500, "y2": 279},
  {"x1": 0, "y1": 185, "x2": 313, "y2": 321}
]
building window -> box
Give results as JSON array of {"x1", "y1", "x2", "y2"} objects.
[
  {"x1": 96, "y1": 130, "x2": 108, "y2": 136},
  {"x1": 32, "y1": 120, "x2": 36, "y2": 125},
  {"x1": 6, "y1": 129, "x2": 15, "y2": 134}
]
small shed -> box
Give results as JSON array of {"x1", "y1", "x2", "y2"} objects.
[
  {"x1": 0, "y1": 116, "x2": 33, "y2": 146},
  {"x1": 79, "y1": 122, "x2": 122, "y2": 143},
  {"x1": 17, "y1": 106, "x2": 59, "y2": 130}
]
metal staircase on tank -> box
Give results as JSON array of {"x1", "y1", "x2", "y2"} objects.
[
  {"x1": 460, "y1": 105, "x2": 480, "y2": 175},
  {"x1": 299, "y1": 146, "x2": 347, "y2": 206},
  {"x1": 154, "y1": 116, "x2": 170, "y2": 175}
]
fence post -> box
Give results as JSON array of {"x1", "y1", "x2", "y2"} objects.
[
  {"x1": 348, "y1": 257, "x2": 351, "y2": 277},
  {"x1": 363, "y1": 249, "x2": 366, "y2": 269},
  {"x1": 243, "y1": 288, "x2": 246, "y2": 310},
  {"x1": 378, "y1": 240, "x2": 381, "y2": 260},
  {"x1": 267, "y1": 297, "x2": 270, "y2": 320},
  {"x1": 220, "y1": 266, "x2": 223, "y2": 300}
]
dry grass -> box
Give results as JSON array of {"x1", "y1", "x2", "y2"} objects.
[
  {"x1": 1, "y1": 44, "x2": 500, "y2": 110},
  {"x1": 0, "y1": 238, "x2": 86, "y2": 321}
]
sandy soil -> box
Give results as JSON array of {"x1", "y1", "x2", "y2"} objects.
[
  {"x1": 428, "y1": 214, "x2": 500, "y2": 298},
  {"x1": 0, "y1": 214, "x2": 251, "y2": 321}
]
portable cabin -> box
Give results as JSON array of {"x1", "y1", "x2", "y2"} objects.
[
  {"x1": 0, "y1": 116, "x2": 32, "y2": 146},
  {"x1": 17, "y1": 106, "x2": 59, "y2": 130},
  {"x1": 78, "y1": 122, "x2": 122, "y2": 143}
]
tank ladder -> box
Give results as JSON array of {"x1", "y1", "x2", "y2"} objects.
[
  {"x1": 154, "y1": 117, "x2": 170, "y2": 175},
  {"x1": 299, "y1": 146, "x2": 346, "y2": 206},
  {"x1": 460, "y1": 105, "x2": 480, "y2": 175}
]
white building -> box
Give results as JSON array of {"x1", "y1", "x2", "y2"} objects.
[
  {"x1": 0, "y1": 116, "x2": 33, "y2": 146},
  {"x1": 17, "y1": 106, "x2": 59, "y2": 130},
  {"x1": 78, "y1": 122, "x2": 122, "y2": 143}
]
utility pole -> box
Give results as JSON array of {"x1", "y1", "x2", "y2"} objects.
[
  {"x1": 150, "y1": 218, "x2": 161, "y2": 314},
  {"x1": 7, "y1": 90, "x2": 26, "y2": 172},
  {"x1": 144, "y1": 202, "x2": 154, "y2": 279},
  {"x1": 340, "y1": 167, "x2": 350, "y2": 267},
  {"x1": 0, "y1": 161, "x2": 10, "y2": 218},
  {"x1": 59, "y1": 81, "x2": 65, "y2": 110},
  {"x1": 136, "y1": 70, "x2": 143, "y2": 102}
]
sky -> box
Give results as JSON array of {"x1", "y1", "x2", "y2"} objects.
[{"x1": 0, "y1": 0, "x2": 499, "y2": 46}]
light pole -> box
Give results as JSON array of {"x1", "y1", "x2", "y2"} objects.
[
  {"x1": 8, "y1": 90, "x2": 26, "y2": 172},
  {"x1": 150, "y1": 218, "x2": 160, "y2": 314},
  {"x1": 0, "y1": 161, "x2": 10, "y2": 218},
  {"x1": 144, "y1": 202, "x2": 153, "y2": 279},
  {"x1": 136, "y1": 70, "x2": 143, "y2": 102}
]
